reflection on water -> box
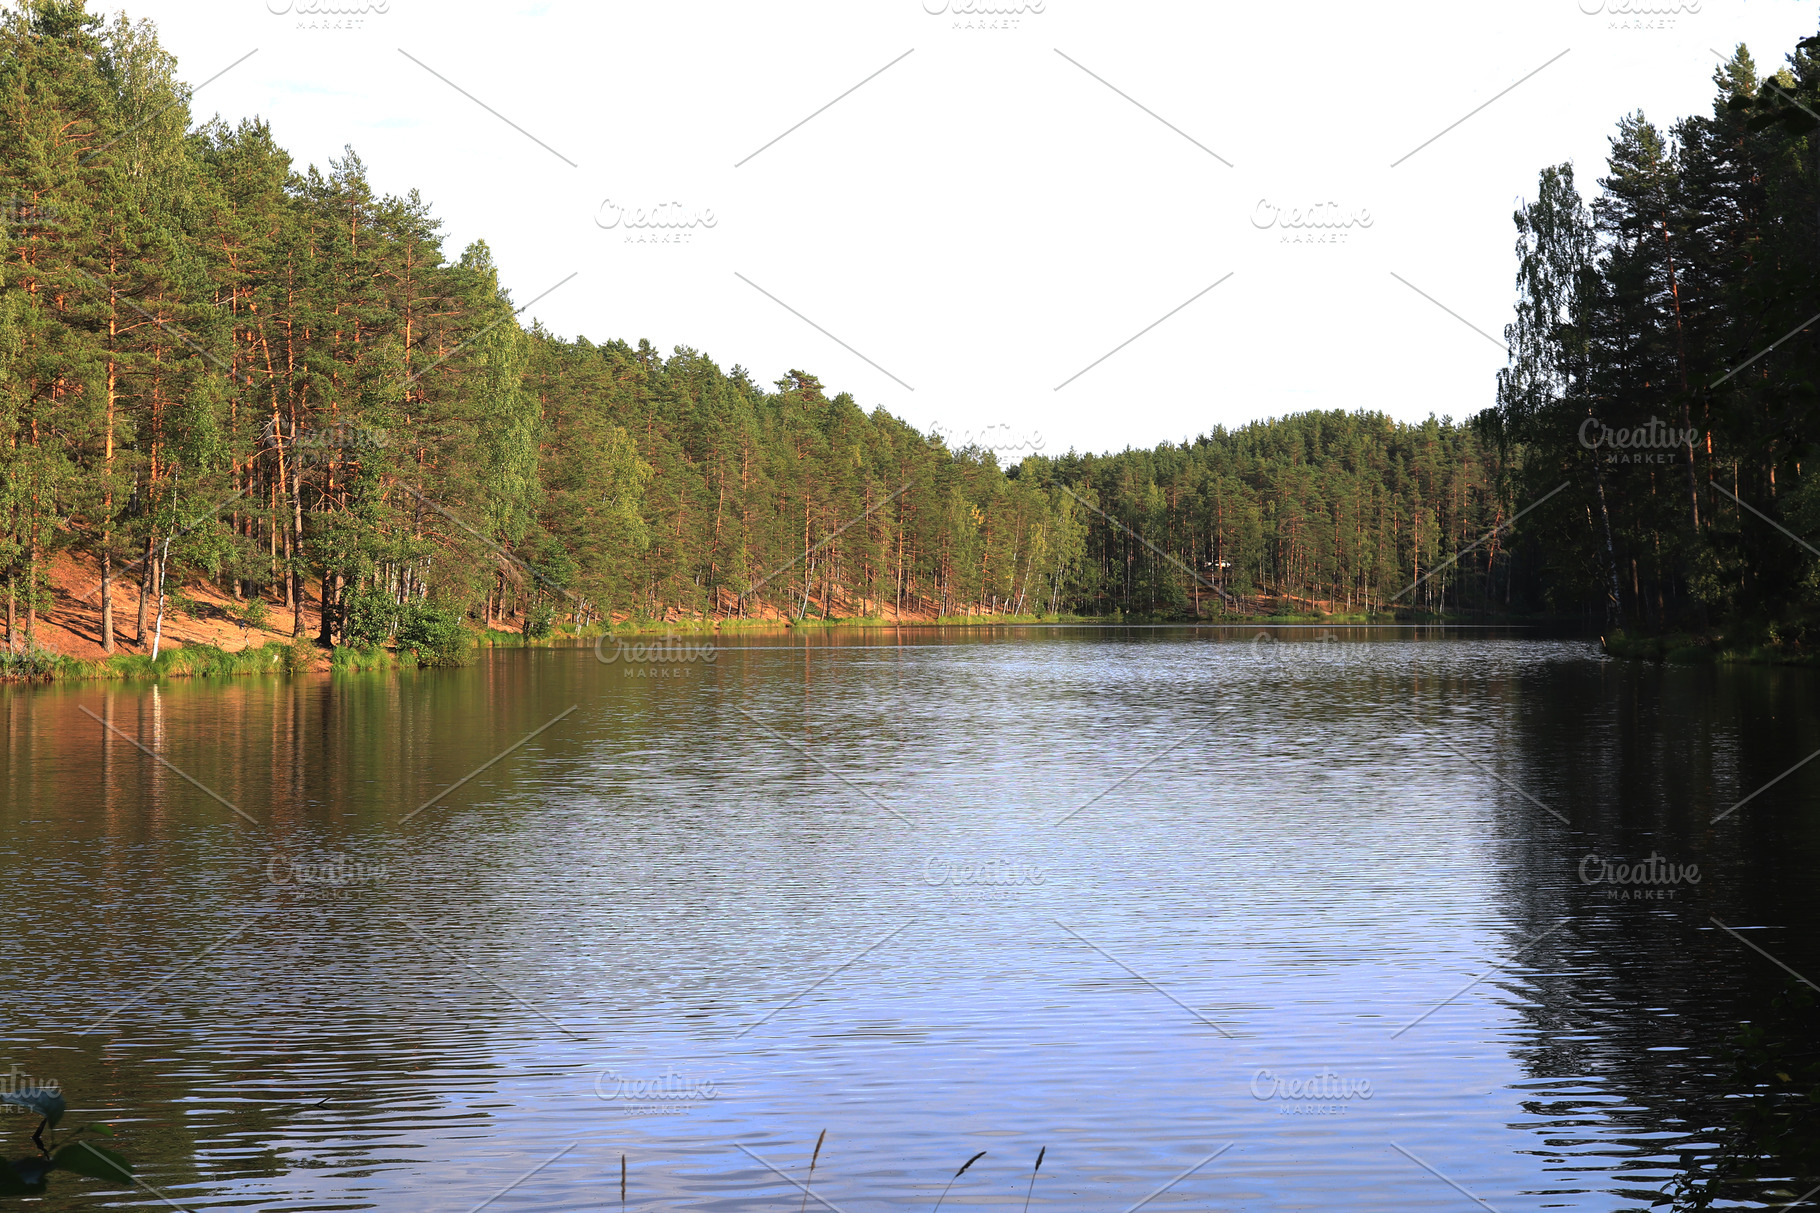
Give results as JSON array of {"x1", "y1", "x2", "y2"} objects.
[{"x1": 1, "y1": 627, "x2": 1816, "y2": 1210}]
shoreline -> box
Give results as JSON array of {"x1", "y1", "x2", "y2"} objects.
[
  {"x1": 1601, "y1": 630, "x2": 1820, "y2": 668},
  {"x1": 6, "y1": 611, "x2": 1575, "y2": 685}
]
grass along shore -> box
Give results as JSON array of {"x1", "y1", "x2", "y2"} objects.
[{"x1": 6, "y1": 608, "x2": 1456, "y2": 684}]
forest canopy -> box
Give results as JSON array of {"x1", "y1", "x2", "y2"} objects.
[{"x1": 3, "y1": 0, "x2": 1817, "y2": 648}]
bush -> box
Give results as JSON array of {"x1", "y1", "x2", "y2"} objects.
[
  {"x1": 0, "y1": 643, "x2": 69, "y2": 678},
  {"x1": 280, "y1": 638, "x2": 317, "y2": 674},
  {"x1": 237, "y1": 598, "x2": 271, "y2": 631},
  {"x1": 342, "y1": 588, "x2": 400, "y2": 649},
  {"x1": 395, "y1": 601, "x2": 473, "y2": 667},
  {"x1": 525, "y1": 602, "x2": 555, "y2": 640}
]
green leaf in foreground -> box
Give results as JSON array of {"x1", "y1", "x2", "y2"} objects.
[{"x1": 52, "y1": 1140, "x2": 133, "y2": 1182}]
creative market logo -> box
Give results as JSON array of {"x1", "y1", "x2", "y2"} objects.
[
  {"x1": 1252, "y1": 200, "x2": 1373, "y2": 245},
  {"x1": 0, "y1": 1067, "x2": 60, "y2": 1112},
  {"x1": 593, "y1": 1068, "x2": 717, "y2": 1117},
  {"x1": 0, "y1": 197, "x2": 63, "y2": 234},
  {"x1": 929, "y1": 422, "x2": 1046, "y2": 458},
  {"x1": 1578, "y1": 0, "x2": 1700, "y2": 31},
  {"x1": 923, "y1": 0, "x2": 1044, "y2": 30},
  {"x1": 594, "y1": 632, "x2": 718, "y2": 678},
  {"x1": 267, "y1": 853, "x2": 389, "y2": 887},
  {"x1": 1578, "y1": 416, "x2": 1698, "y2": 465},
  {"x1": 922, "y1": 856, "x2": 1047, "y2": 900},
  {"x1": 266, "y1": 0, "x2": 389, "y2": 30},
  {"x1": 595, "y1": 199, "x2": 718, "y2": 245},
  {"x1": 262, "y1": 418, "x2": 392, "y2": 467},
  {"x1": 1578, "y1": 852, "x2": 1701, "y2": 901},
  {"x1": 1251, "y1": 1068, "x2": 1373, "y2": 1115}
]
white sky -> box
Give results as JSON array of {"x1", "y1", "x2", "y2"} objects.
[{"x1": 118, "y1": 0, "x2": 1820, "y2": 456}]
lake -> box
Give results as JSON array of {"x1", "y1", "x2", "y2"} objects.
[{"x1": 3, "y1": 626, "x2": 1817, "y2": 1211}]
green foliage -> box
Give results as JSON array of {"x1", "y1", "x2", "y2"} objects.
[
  {"x1": 281, "y1": 637, "x2": 316, "y2": 673},
  {"x1": 329, "y1": 643, "x2": 397, "y2": 672},
  {"x1": 394, "y1": 601, "x2": 472, "y2": 666},
  {"x1": 50, "y1": 1141, "x2": 130, "y2": 1182},
  {"x1": 9, "y1": 0, "x2": 1817, "y2": 659},
  {"x1": 1485, "y1": 38, "x2": 1820, "y2": 632},
  {"x1": 0, "y1": 643, "x2": 72, "y2": 678},
  {"x1": 341, "y1": 586, "x2": 399, "y2": 648},
  {"x1": 12, "y1": 639, "x2": 309, "y2": 682},
  {"x1": 0, "y1": 0, "x2": 1513, "y2": 635},
  {"x1": 236, "y1": 597, "x2": 271, "y2": 631},
  {"x1": 166, "y1": 589, "x2": 204, "y2": 620}
]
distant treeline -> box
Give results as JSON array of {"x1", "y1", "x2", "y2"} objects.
[{"x1": 7, "y1": 1, "x2": 1816, "y2": 648}]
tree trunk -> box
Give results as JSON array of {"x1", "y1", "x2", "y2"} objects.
[
  {"x1": 136, "y1": 534, "x2": 153, "y2": 644},
  {"x1": 100, "y1": 552, "x2": 114, "y2": 653},
  {"x1": 1593, "y1": 465, "x2": 1623, "y2": 624},
  {"x1": 150, "y1": 537, "x2": 172, "y2": 660},
  {"x1": 318, "y1": 568, "x2": 336, "y2": 646}
]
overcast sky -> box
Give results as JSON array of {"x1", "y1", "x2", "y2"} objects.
[{"x1": 116, "y1": 0, "x2": 1820, "y2": 456}]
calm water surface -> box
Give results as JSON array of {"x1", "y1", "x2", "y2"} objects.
[{"x1": 2, "y1": 627, "x2": 1817, "y2": 1211}]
